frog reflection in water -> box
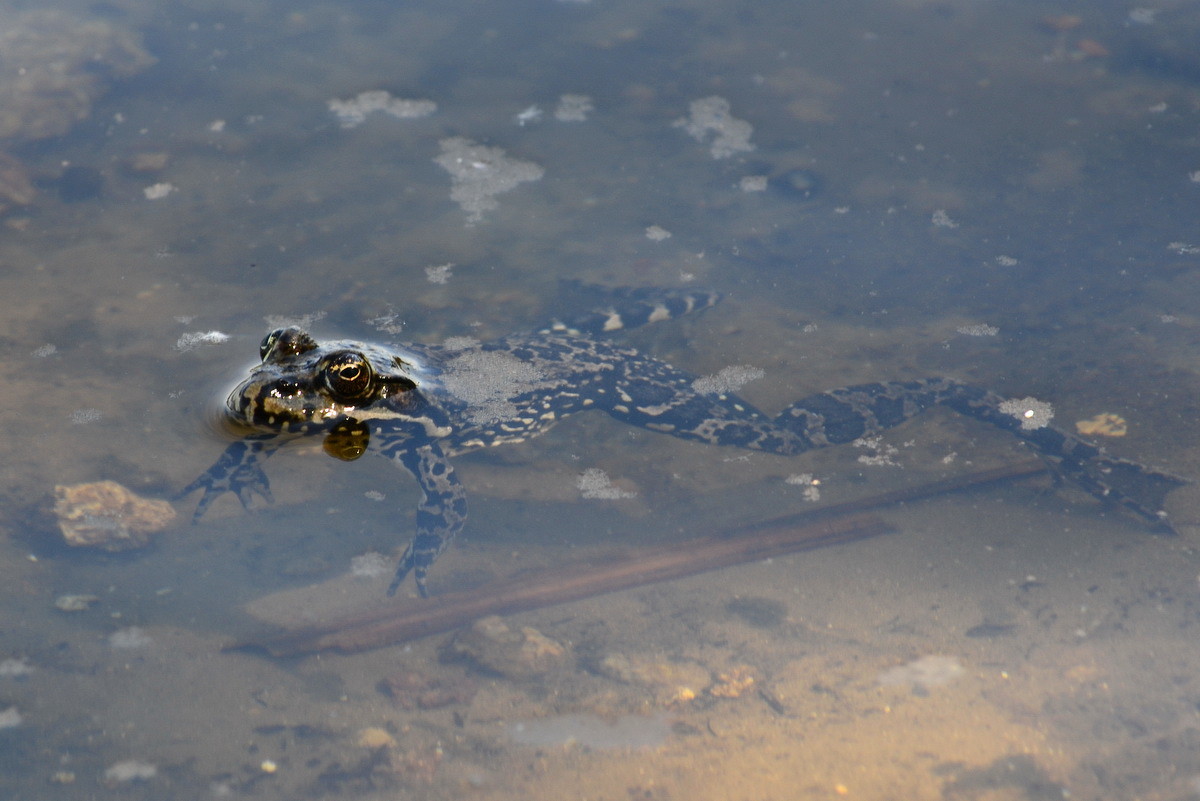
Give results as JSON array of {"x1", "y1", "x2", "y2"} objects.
[{"x1": 180, "y1": 288, "x2": 1185, "y2": 597}]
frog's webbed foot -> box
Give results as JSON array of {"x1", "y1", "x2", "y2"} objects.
[
  {"x1": 386, "y1": 545, "x2": 428, "y2": 598},
  {"x1": 176, "y1": 439, "x2": 276, "y2": 522},
  {"x1": 179, "y1": 468, "x2": 273, "y2": 522},
  {"x1": 1058, "y1": 452, "x2": 1189, "y2": 534},
  {"x1": 387, "y1": 531, "x2": 453, "y2": 598}
]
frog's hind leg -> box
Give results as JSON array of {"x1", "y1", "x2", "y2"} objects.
[
  {"x1": 933, "y1": 384, "x2": 1188, "y2": 530},
  {"x1": 772, "y1": 378, "x2": 962, "y2": 448},
  {"x1": 596, "y1": 356, "x2": 811, "y2": 452},
  {"x1": 773, "y1": 377, "x2": 1186, "y2": 530},
  {"x1": 605, "y1": 367, "x2": 1184, "y2": 529}
]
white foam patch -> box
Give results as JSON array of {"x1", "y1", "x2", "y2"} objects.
[
  {"x1": 692, "y1": 365, "x2": 764, "y2": 395},
  {"x1": 674, "y1": 96, "x2": 755, "y2": 158},
  {"x1": 434, "y1": 137, "x2": 544, "y2": 223},
  {"x1": 442, "y1": 348, "x2": 548, "y2": 425},
  {"x1": 329, "y1": 91, "x2": 435, "y2": 127}
]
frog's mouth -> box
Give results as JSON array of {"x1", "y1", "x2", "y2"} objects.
[
  {"x1": 222, "y1": 376, "x2": 329, "y2": 433},
  {"x1": 203, "y1": 374, "x2": 373, "y2": 461}
]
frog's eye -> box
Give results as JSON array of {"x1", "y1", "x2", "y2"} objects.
[
  {"x1": 259, "y1": 329, "x2": 285, "y2": 361},
  {"x1": 321, "y1": 351, "x2": 374, "y2": 400},
  {"x1": 261, "y1": 327, "x2": 318, "y2": 361}
]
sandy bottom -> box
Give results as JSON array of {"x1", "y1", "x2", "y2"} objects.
[{"x1": 5, "y1": 475, "x2": 1200, "y2": 801}]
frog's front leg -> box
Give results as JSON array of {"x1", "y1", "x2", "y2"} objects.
[
  {"x1": 177, "y1": 437, "x2": 279, "y2": 521},
  {"x1": 385, "y1": 441, "x2": 468, "y2": 598}
]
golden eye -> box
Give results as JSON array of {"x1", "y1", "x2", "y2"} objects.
[{"x1": 321, "y1": 352, "x2": 373, "y2": 400}]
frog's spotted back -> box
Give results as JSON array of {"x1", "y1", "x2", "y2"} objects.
[{"x1": 180, "y1": 286, "x2": 1186, "y2": 597}]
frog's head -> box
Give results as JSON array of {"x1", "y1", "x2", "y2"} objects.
[{"x1": 224, "y1": 327, "x2": 418, "y2": 440}]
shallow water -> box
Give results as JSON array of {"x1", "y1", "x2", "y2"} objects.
[{"x1": 3, "y1": 0, "x2": 1200, "y2": 798}]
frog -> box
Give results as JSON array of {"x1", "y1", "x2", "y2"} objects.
[{"x1": 180, "y1": 286, "x2": 1186, "y2": 597}]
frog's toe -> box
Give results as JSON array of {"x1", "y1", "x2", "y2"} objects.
[
  {"x1": 233, "y1": 480, "x2": 273, "y2": 511},
  {"x1": 386, "y1": 550, "x2": 415, "y2": 597}
]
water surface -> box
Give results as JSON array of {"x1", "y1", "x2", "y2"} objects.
[{"x1": 2, "y1": 1, "x2": 1200, "y2": 798}]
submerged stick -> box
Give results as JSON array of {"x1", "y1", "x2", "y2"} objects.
[
  {"x1": 230, "y1": 459, "x2": 1049, "y2": 657},
  {"x1": 232, "y1": 512, "x2": 891, "y2": 657}
]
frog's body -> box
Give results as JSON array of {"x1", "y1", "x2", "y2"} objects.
[{"x1": 181, "y1": 288, "x2": 1184, "y2": 597}]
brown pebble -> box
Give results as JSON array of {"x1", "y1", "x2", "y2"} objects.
[{"x1": 53, "y1": 481, "x2": 176, "y2": 551}]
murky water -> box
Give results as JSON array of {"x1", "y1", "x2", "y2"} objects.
[{"x1": 3, "y1": 0, "x2": 1200, "y2": 798}]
